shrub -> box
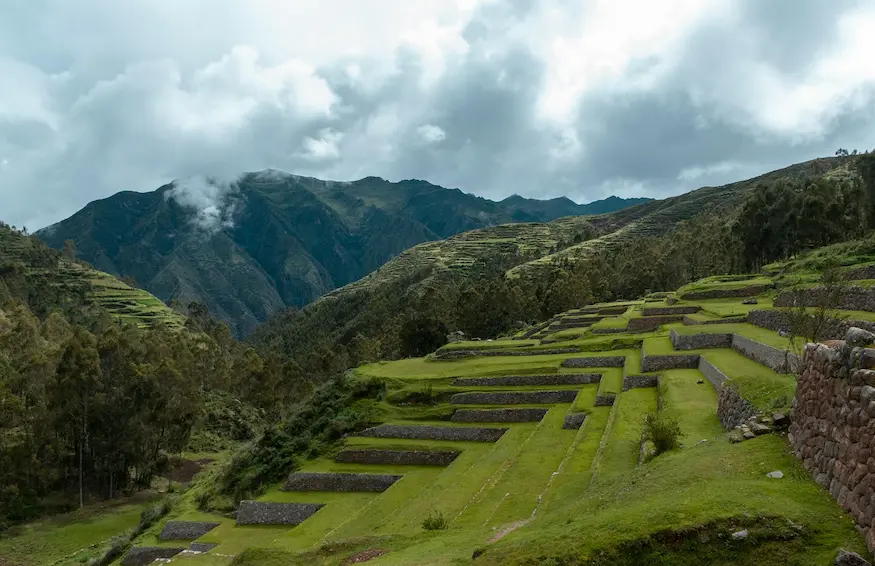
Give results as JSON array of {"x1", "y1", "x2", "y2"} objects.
[
  {"x1": 642, "y1": 412, "x2": 681, "y2": 456},
  {"x1": 422, "y1": 510, "x2": 448, "y2": 531}
]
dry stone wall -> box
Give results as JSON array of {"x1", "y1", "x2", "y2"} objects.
[
  {"x1": 747, "y1": 308, "x2": 875, "y2": 339},
  {"x1": 717, "y1": 384, "x2": 759, "y2": 429},
  {"x1": 159, "y1": 521, "x2": 220, "y2": 541},
  {"x1": 775, "y1": 285, "x2": 875, "y2": 312},
  {"x1": 642, "y1": 306, "x2": 701, "y2": 316},
  {"x1": 640, "y1": 349, "x2": 700, "y2": 372},
  {"x1": 451, "y1": 408, "x2": 548, "y2": 422},
  {"x1": 789, "y1": 328, "x2": 875, "y2": 553},
  {"x1": 563, "y1": 413, "x2": 587, "y2": 429},
  {"x1": 731, "y1": 334, "x2": 799, "y2": 373},
  {"x1": 627, "y1": 315, "x2": 685, "y2": 332},
  {"x1": 594, "y1": 394, "x2": 616, "y2": 406},
  {"x1": 336, "y1": 449, "x2": 460, "y2": 466},
  {"x1": 680, "y1": 284, "x2": 772, "y2": 300},
  {"x1": 622, "y1": 374, "x2": 660, "y2": 390},
  {"x1": 683, "y1": 315, "x2": 747, "y2": 325},
  {"x1": 357, "y1": 424, "x2": 507, "y2": 442},
  {"x1": 450, "y1": 390, "x2": 578, "y2": 404},
  {"x1": 598, "y1": 306, "x2": 628, "y2": 315},
  {"x1": 236, "y1": 501, "x2": 324, "y2": 525},
  {"x1": 562, "y1": 356, "x2": 625, "y2": 368},
  {"x1": 434, "y1": 347, "x2": 580, "y2": 359},
  {"x1": 282, "y1": 472, "x2": 402, "y2": 492},
  {"x1": 698, "y1": 357, "x2": 729, "y2": 389},
  {"x1": 122, "y1": 547, "x2": 186, "y2": 566},
  {"x1": 451, "y1": 374, "x2": 600, "y2": 387},
  {"x1": 669, "y1": 329, "x2": 733, "y2": 350}
]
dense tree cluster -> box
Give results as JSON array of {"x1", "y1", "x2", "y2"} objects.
[{"x1": 0, "y1": 224, "x2": 306, "y2": 526}]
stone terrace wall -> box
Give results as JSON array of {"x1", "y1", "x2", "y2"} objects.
[
  {"x1": 680, "y1": 284, "x2": 772, "y2": 300},
  {"x1": 775, "y1": 285, "x2": 875, "y2": 312},
  {"x1": 336, "y1": 449, "x2": 460, "y2": 466},
  {"x1": 236, "y1": 501, "x2": 324, "y2": 525},
  {"x1": 598, "y1": 306, "x2": 628, "y2": 315},
  {"x1": 642, "y1": 306, "x2": 701, "y2": 316},
  {"x1": 563, "y1": 413, "x2": 587, "y2": 429},
  {"x1": 747, "y1": 308, "x2": 875, "y2": 339},
  {"x1": 434, "y1": 347, "x2": 580, "y2": 359},
  {"x1": 718, "y1": 384, "x2": 759, "y2": 429},
  {"x1": 683, "y1": 315, "x2": 747, "y2": 326},
  {"x1": 450, "y1": 390, "x2": 578, "y2": 404},
  {"x1": 159, "y1": 521, "x2": 220, "y2": 541},
  {"x1": 669, "y1": 329, "x2": 732, "y2": 350},
  {"x1": 627, "y1": 315, "x2": 685, "y2": 332},
  {"x1": 282, "y1": 472, "x2": 402, "y2": 492},
  {"x1": 731, "y1": 334, "x2": 800, "y2": 373},
  {"x1": 123, "y1": 547, "x2": 186, "y2": 566},
  {"x1": 844, "y1": 265, "x2": 875, "y2": 280},
  {"x1": 640, "y1": 343, "x2": 700, "y2": 372},
  {"x1": 451, "y1": 374, "x2": 601, "y2": 386},
  {"x1": 591, "y1": 327, "x2": 629, "y2": 334},
  {"x1": 451, "y1": 408, "x2": 548, "y2": 422},
  {"x1": 698, "y1": 357, "x2": 729, "y2": 389},
  {"x1": 594, "y1": 394, "x2": 616, "y2": 406},
  {"x1": 358, "y1": 424, "x2": 507, "y2": 442},
  {"x1": 789, "y1": 328, "x2": 875, "y2": 553},
  {"x1": 562, "y1": 356, "x2": 625, "y2": 368},
  {"x1": 622, "y1": 374, "x2": 659, "y2": 391}
]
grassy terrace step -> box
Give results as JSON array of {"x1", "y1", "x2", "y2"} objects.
[
  {"x1": 594, "y1": 388, "x2": 658, "y2": 479},
  {"x1": 451, "y1": 373, "x2": 601, "y2": 386},
  {"x1": 449, "y1": 390, "x2": 579, "y2": 404},
  {"x1": 671, "y1": 322, "x2": 800, "y2": 351}
]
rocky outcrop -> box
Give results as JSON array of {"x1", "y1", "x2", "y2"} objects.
[
  {"x1": 236, "y1": 501, "x2": 324, "y2": 525},
  {"x1": 336, "y1": 449, "x2": 459, "y2": 466},
  {"x1": 451, "y1": 374, "x2": 600, "y2": 387},
  {"x1": 451, "y1": 408, "x2": 549, "y2": 422},
  {"x1": 357, "y1": 424, "x2": 507, "y2": 442},
  {"x1": 562, "y1": 356, "x2": 625, "y2": 368},
  {"x1": 159, "y1": 521, "x2": 220, "y2": 541},
  {"x1": 282, "y1": 472, "x2": 402, "y2": 492},
  {"x1": 789, "y1": 328, "x2": 875, "y2": 553},
  {"x1": 450, "y1": 390, "x2": 578, "y2": 404},
  {"x1": 669, "y1": 329, "x2": 733, "y2": 350}
]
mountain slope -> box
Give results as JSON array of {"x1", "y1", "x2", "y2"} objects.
[
  {"x1": 320, "y1": 156, "x2": 854, "y2": 304},
  {"x1": 37, "y1": 171, "x2": 647, "y2": 336},
  {"x1": 0, "y1": 222, "x2": 185, "y2": 329}
]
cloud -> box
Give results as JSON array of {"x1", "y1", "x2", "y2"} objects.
[
  {"x1": 165, "y1": 174, "x2": 243, "y2": 234},
  {"x1": 2, "y1": 0, "x2": 875, "y2": 229}
]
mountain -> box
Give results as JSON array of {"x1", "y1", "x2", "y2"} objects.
[{"x1": 36, "y1": 171, "x2": 647, "y2": 336}]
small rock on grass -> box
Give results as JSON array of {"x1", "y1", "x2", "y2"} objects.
[
  {"x1": 766, "y1": 470, "x2": 783, "y2": 479},
  {"x1": 751, "y1": 422, "x2": 771, "y2": 435},
  {"x1": 835, "y1": 548, "x2": 871, "y2": 566},
  {"x1": 697, "y1": 379, "x2": 704, "y2": 384},
  {"x1": 729, "y1": 431, "x2": 743, "y2": 443},
  {"x1": 743, "y1": 431, "x2": 756, "y2": 440},
  {"x1": 731, "y1": 529, "x2": 748, "y2": 540}
]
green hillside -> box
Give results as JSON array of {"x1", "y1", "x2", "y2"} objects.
[
  {"x1": 21, "y1": 266, "x2": 873, "y2": 565},
  {"x1": 0, "y1": 223, "x2": 184, "y2": 329},
  {"x1": 36, "y1": 172, "x2": 647, "y2": 337}
]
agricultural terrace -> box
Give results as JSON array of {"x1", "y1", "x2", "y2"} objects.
[{"x1": 102, "y1": 273, "x2": 875, "y2": 565}]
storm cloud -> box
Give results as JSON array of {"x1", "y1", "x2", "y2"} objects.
[{"x1": 2, "y1": 0, "x2": 875, "y2": 229}]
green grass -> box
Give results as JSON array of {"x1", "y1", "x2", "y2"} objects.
[
  {"x1": 659, "y1": 370, "x2": 723, "y2": 444},
  {"x1": 0, "y1": 494, "x2": 159, "y2": 565},
  {"x1": 595, "y1": 388, "x2": 658, "y2": 478},
  {"x1": 677, "y1": 275, "x2": 773, "y2": 294},
  {"x1": 702, "y1": 350, "x2": 796, "y2": 411},
  {"x1": 643, "y1": 335, "x2": 675, "y2": 355}
]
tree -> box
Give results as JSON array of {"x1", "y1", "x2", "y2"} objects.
[
  {"x1": 786, "y1": 262, "x2": 850, "y2": 353},
  {"x1": 62, "y1": 239, "x2": 77, "y2": 261}
]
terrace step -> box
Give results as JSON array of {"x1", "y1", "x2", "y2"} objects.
[
  {"x1": 450, "y1": 390, "x2": 578, "y2": 404},
  {"x1": 452, "y1": 407, "x2": 549, "y2": 422},
  {"x1": 357, "y1": 423, "x2": 507, "y2": 442},
  {"x1": 282, "y1": 472, "x2": 402, "y2": 492},
  {"x1": 336, "y1": 449, "x2": 460, "y2": 466},
  {"x1": 451, "y1": 374, "x2": 600, "y2": 387},
  {"x1": 158, "y1": 520, "x2": 220, "y2": 541}
]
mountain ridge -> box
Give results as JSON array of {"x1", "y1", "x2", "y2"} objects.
[{"x1": 37, "y1": 171, "x2": 648, "y2": 336}]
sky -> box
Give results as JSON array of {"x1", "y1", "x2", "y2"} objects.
[{"x1": 2, "y1": 0, "x2": 875, "y2": 230}]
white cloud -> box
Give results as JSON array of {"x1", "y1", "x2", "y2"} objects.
[
  {"x1": 417, "y1": 124, "x2": 446, "y2": 144},
  {"x1": 166, "y1": 174, "x2": 243, "y2": 234}
]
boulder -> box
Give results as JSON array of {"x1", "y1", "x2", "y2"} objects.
[
  {"x1": 766, "y1": 470, "x2": 784, "y2": 479},
  {"x1": 731, "y1": 529, "x2": 748, "y2": 540},
  {"x1": 751, "y1": 422, "x2": 772, "y2": 435},
  {"x1": 846, "y1": 328, "x2": 875, "y2": 348},
  {"x1": 772, "y1": 412, "x2": 789, "y2": 428},
  {"x1": 835, "y1": 548, "x2": 871, "y2": 566}
]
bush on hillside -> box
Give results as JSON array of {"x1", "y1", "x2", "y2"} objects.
[
  {"x1": 422, "y1": 510, "x2": 448, "y2": 530},
  {"x1": 642, "y1": 413, "x2": 681, "y2": 457}
]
